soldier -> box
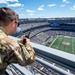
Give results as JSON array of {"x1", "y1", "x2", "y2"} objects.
[{"x1": 0, "y1": 7, "x2": 35, "y2": 75}]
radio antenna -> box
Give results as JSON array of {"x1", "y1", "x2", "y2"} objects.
[{"x1": 23, "y1": 24, "x2": 33, "y2": 44}]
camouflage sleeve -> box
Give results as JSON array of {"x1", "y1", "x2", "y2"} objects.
[
  {"x1": 16, "y1": 42, "x2": 36, "y2": 66},
  {"x1": 0, "y1": 37, "x2": 35, "y2": 66},
  {"x1": 0, "y1": 39, "x2": 18, "y2": 65}
]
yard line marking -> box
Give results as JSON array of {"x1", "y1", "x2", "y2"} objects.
[
  {"x1": 50, "y1": 35, "x2": 58, "y2": 47},
  {"x1": 57, "y1": 36, "x2": 63, "y2": 50}
]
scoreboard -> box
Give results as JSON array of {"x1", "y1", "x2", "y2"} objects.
[{"x1": 50, "y1": 23, "x2": 60, "y2": 26}]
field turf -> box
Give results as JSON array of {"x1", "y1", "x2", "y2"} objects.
[{"x1": 46, "y1": 35, "x2": 75, "y2": 55}]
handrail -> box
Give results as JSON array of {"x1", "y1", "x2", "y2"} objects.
[
  {"x1": 31, "y1": 42, "x2": 75, "y2": 72},
  {"x1": 8, "y1": 36, "x2": 75, "y2": 75}
]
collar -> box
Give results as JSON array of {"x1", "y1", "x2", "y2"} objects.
[{"x1": 0, "y1": 26, "x2": 7, "y2": 35}]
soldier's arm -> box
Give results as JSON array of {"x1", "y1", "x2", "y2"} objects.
[
  {"x1": 0, "y1": 37, "x2": 35, "y2": 66},
  {"x1": 15, "y1": 36, "x2": 36, "y2": 66},
  {"x1": 16, "y1": 41, "x2": 36, "y2": 66}
]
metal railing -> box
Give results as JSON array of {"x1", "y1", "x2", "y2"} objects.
[{"x1": 7, "y1": 36, "x2": 75, "y2": 75}]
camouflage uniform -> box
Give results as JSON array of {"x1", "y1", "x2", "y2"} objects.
[{"x1": 0, "y1": 26, "x2": 35, "y2": 75}]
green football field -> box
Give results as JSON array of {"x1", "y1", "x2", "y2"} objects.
[{"x1": 46, "y1": 35, "x2": 75, "y2": 55}]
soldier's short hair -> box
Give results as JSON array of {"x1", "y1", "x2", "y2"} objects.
[{"x1": 0, "y1": 7, "x2": 18, "y2": 25}]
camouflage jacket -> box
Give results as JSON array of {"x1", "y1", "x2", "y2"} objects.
[{"x1": 0, "y1": 26, "x2": 35, "y2": 75}]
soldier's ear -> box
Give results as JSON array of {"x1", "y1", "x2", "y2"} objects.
[{"x1": 11, "y1": 20, "x2": 15, "y2": 27}]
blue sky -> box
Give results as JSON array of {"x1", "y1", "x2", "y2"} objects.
[{"x1": 0, "y1": 0, "x2": 75, "y2": 18}]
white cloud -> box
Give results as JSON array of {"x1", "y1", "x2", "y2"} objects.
[
  {"x1": 0, "y1": 0, "x2": 24, "y2": 7},
  {"x1": 65, "y1": 1, "x2": 70, "y2": 4},
  {"x1": 40, "y1": 5, "x2": 44, "y2": 8},
  {"x1": 61, "y1": 4, "x2": 65, "y2": 7},
  {"x1": 0, "y1": 0, "x2": 7, "y2": 4},
  {"x1": 38, "y1": 5, "x2": 44, "y2": 10},
  {"x1": 18, "y1": 8, "x2": 24, "y2": 10},
  {"x1": 6, "y1": 0, "x2": 18, "y2": 2},
  {"x1": 26, "y1": 10, "x2": 35, "y2": 13},
  {"x1": 7, "y1": 3, "x2": 24, "y2": 7},
  {"x1": 48, "y1": 4, "x2": 56, "y2": 7},
  {"x1": 38, "y1": 7, "x2": 44, "y2": 10},
  {"x1": 19, "y1": 14, "x2": 26, "y2": 18},
  {"x1": 63, "y1": 0, "x2": 67, "y2": 2},
  {"x1": 0, "y1": 0, "x2": 18, "y2": 4},
  {"x1": 63, "y1": 0, "x2": 70, "y2": 4},
  {"x1": 70, "y1": 5, "x2": 75, "y2": 10},
  {"x1": 29, "y1": 13, "x2": 33, "y2": 16}
]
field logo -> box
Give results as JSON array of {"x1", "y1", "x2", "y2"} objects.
[{"x1": 62, "y1": 42, "x2": 70, "y2": 45}]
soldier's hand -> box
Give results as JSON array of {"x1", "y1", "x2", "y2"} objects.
[{"x1": 20, "y1": 36, "x2": 30, "y2": 44}]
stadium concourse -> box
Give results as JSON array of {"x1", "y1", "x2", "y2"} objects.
[{"x1": 10, "y1": 18, "x2": 75, "y2": 75}]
